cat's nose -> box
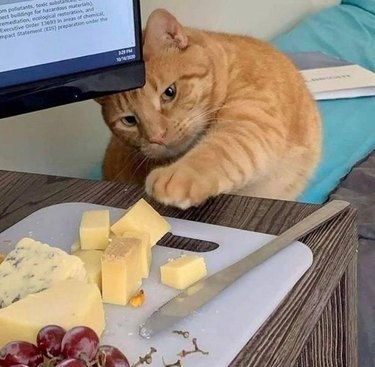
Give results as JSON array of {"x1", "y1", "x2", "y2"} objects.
[{"x1": 149, "y1": 128, "x2": 167, "y2": 145}]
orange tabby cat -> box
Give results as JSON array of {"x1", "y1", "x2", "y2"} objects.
[{"x1": 97, "y1": 9, "x2": 321, "y2": 209}]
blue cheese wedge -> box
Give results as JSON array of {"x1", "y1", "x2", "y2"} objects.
[{"x1": 0, "y1": 238, "x2": 87, "y2": 308}]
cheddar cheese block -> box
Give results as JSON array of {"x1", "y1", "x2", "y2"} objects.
[
  {"x1": 74, "y1": 250, "x2": 103, "y2": 291},
  {"x1": 0, "y1": 279, "x2": 105, "y2": 347},
  {"x1": 160, "y1": 255, "x2": 207, "y2": 290},
  {"x1": 0, "y1": 238, "x2": 86, "y2": 308},
  {"x1": 102, "y1": 237, "x2": 142, "y2": 305},
  {"x1": 79, "y1": 210, "x2": 110, "y2": 250},
  {"x1": 111, "y1": 199, "x2": 171, "y2": 246},
  {"x1": 121, "y1": 231, "x2": 152, "y2": 278}
]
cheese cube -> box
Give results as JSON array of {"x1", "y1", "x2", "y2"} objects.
[
  {"x1": 101, "y1": 237, "x2": 143, "y2": 305},
  {"x1": 111, "y1": 199, "x2": 171, "y2": 246},
  {"x1": 79, "y1": 210, "x2": 110, "y2": 250},
  {"x1": 121, "y1": 232, "x2": 152, "y2": 278},
  {"x1": 0, "y1": 279, "x2": 105, "y2": 347},
  {"x1": 0, "y1": 238, "x2": 87, "y2": 308},
  {"x1": 160, "y1": 255, "x2": 207, "y2": 290},
  {"x1": 74, "y1": 250, "x2": 103, "y2": 291}
]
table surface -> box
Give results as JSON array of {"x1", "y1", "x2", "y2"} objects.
[{"x1": 0, "y1": 170, "x2": 358, "y2": 367}]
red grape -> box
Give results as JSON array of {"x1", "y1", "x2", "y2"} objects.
[
  {"x1": 37, "y1": 325, "x2": 66, "y2": 357},
  {"x1": 97, "y1": 345, "x2": 130, "y2": 367},
  {"x1": 61, "y1": 326, "x2": 99, "y2": 362},
  {"x1": 0, "y1": 341, "x2": 43, "y2": 367},
  {"x1": 55, "y1": 358, "x2": 86, "y2": 367}
]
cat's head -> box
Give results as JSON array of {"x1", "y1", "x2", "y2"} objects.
[{"x1": 96, "y1": 9, "x2": 224, "y2": 161}]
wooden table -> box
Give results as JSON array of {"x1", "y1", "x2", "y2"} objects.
[{"x1": 0, "y1": 170, "x2": 358, "y2": 367}]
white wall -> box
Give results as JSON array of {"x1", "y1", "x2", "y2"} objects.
[
  {"x1": 141, "y1": 0, "x2": 341, "y2": 40},
  {"x1": 0, "y1": 0, "x2": 340, "y2": 179},
  {"x1": 0, "y1": 101, "x2": 110, "y2": 178}
]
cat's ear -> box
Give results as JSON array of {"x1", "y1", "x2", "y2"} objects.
[{"x1": 143, "y1": 9, "x2": 188, "y2": 60}]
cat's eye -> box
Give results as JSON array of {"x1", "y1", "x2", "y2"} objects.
[
  {"x1": 121, "y1": 115, "x2": 138, "y2": 127},
  {"x1": 162, "y1": 84, "x2": 177, "y2": 102}
]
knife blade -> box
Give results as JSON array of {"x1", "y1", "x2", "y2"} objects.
[{"x1": 139, "y1": 200, "x2": 350, "y2": 339}]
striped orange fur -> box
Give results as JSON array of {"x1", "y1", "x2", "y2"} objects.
[{"x1": 97, "y1": 9, "x2": 321, "y2": 209}]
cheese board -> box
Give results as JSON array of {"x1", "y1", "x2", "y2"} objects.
[{"x1": 0, "y1": 202, "x2": 313, "y2": 366}]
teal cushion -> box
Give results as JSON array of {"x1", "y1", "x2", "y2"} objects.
[
  {"x1": 273, "y1": 4, "x2": 375, "y2": 204},
  {"x1": 342, "y1": 0, "x2": 375, "y2": 15},
  {"x1": 274, "y1": 5, "x2": 375, "y2": 70},
  {"x1": 89, "y1": 165, "x2": 103, "y2": 181}
]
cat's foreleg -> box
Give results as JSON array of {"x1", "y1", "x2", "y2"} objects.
[{"x1": 145, "y1": 107, "x2": 286, "y2": 209}]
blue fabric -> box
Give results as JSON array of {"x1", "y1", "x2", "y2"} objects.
[
  {"x1": 89, "y1": 165, "x2": 102, "y2": 181},
  {"x1": 273, "y1": 4, "x2": 375, "y2": 203},
  {"x1": 343, "y1": 0, "x2": 375, "y2": 15}
]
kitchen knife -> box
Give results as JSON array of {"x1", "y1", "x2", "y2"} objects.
[{"x1": 139, "y1": 200, "x2": 350, "y2": 339}]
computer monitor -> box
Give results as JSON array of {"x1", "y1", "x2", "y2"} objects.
[{"x1": 0, "y1": 0, "x2": 144, "y2": 118}]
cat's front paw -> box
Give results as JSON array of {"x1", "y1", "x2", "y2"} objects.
[{"x1": 145, "y1": 164, "x2": 216, "y2": 209}]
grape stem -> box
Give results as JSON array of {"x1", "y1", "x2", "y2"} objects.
[
  {"x1": 78, "y1": 352, "x2": 91, "y2": 367},
  {"x1": 44, "y1": 357, "x2": 63, "y2": 367},
  {"x1": 131, "y1": 347, "x2": 157, "y2": 367},
  {"x1": 96, "y1": 351, "x2": 107, "y2": 367},
  {"x1": 177, "y1": 338, "x2": 209, "y2": 358},
  {"x1": 172, "y1": 330, "x2": 190, "y2": 339}
]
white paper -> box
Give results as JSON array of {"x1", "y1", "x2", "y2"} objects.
[{"x1": 300, "y1": 65, "x2": 375, "y2": 100}]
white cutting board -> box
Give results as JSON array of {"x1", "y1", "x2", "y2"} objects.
[{"x1": 0, "y1": 203, "x2": 313, "y2": 367}]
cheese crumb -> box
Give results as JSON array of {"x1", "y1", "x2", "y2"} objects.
[{"x1": 129, "y1": 289, "x2": 145, "y2": 308}]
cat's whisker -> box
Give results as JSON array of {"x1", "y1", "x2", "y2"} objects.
[
  {"x1": 112, "y1": 165, "x2": 129, "y2": 182},
  {"x1": 181, "y1": 115, "x2": 217, "y2": 130},
  {"x1": 146, "y1": 157, "x2": 151, "y2": 173},
  {"x1": 175, "y1": 106, "x2": 220, "y2": 127},
  {"x1": 126, "y1": 150, "x2": 144, "y2": 166},
  {"x1": 187, "y1": 107, "x2": 220, "y2": 122},
  {"x1": 179, "y1": 112, "x2": 214, "y2": 130},
  {"x1": 189, "y1": 103, "x2": 250, "y2": 125},
  {"x1": 168, "y1": 105, "x2": 225, "y2": 133},
  {"x1": 192, "y1": 101, "x2": 251, "y2": 123},
  {"x1": 180, "y1": 105, "x2": 235, "y2": 128},
  {"x1": 188, "y1": 103, "x2": 245, "y2": 122},
  {"x1": 208, "y1": 118, "x2": 245, "y2": 124},
  {"x1": 190, "y1": 101, "x2": 251, "y2": 124},
  {"x1": 128, "y1": 156, "x2": 150, "y2": 183},
  {"x1": 111, "y1": 150, "x2": 144, "y2": 181}
]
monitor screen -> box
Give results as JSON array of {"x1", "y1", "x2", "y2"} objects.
[{"x1": 0, "y1": 0, "x2": 144, "y2": 118}]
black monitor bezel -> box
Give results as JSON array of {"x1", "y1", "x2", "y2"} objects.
[{"x1": 0, "y1": 0, "x2": 145, "y2": 119}]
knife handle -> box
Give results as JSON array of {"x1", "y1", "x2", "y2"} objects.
[{"x1": 214, "y1": 200, "x2": 350, "y2": 284}]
